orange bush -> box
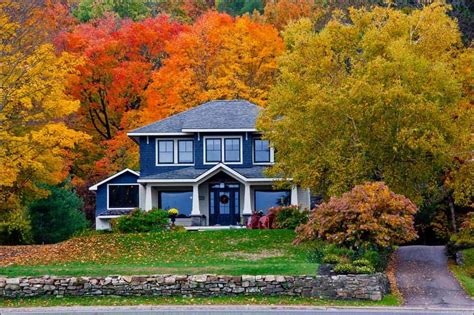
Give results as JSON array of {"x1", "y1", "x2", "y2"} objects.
[{"x1": 295, "y1": 182, "x2": 418, "y2": 249}]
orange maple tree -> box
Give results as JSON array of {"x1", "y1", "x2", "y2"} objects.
[{"x1": 143, "y1": 11, "x2": 284, "y2": 123}]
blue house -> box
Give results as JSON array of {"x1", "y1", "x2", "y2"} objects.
[{"x1": 89, "y1": 100, "x2": 311, "y2": 229}]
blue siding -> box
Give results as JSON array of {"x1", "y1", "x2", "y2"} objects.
[
  {"x1": 139, "y1": 132, "x2": 261, "y2": 177},
  {"x1": 95, "y1": 172, "x2": 139, "y2": 217}
]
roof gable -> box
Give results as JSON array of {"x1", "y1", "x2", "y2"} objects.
[
  {"x1": 128, "y1": 100, "x2": 261, "y2": 136},
  {"x1": 89, "y1": 168, "x2": 140, "y2": 191}
]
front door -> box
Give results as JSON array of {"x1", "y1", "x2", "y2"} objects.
[{"x1": 209, "y1": 183, "x2": 240, "y2": 225}]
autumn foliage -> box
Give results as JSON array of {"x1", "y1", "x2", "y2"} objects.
[
  {"x1": 296, "y1": 182, "x2": 418, "y2": 249},
  {"x1": 144, "y1": 11, "x2": 284, "y2": 123}
]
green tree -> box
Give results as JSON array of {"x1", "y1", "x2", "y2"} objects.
[
  {"x1": 217, "y1": 0, "x2": 263, "y2": 16},
  {"x1": 28, "y1": 184, "x2": 88, "y2": 244},
  {"x1": 73, "y1": 0, "x2": 149, "y2": 22},
  {"x1": 258, "y1": 3, "x2": 473, "y2": 205}
]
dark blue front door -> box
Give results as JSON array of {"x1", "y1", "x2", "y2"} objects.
[{"x1": 209, "y1": 183, "x2": 240, "y2": 225}]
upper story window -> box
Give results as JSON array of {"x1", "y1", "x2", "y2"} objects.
[
  {"x1": 205, "y1": 138, "x2": 222, "y2": 162},
  {"x1": 204, "y1": 136, "x2": 242, "y2": 164},
  {"x1": 108, "y1": 184, "x2": 139, "y2": 209},
  {"x1": 178, "y1": 140, "x2": 194, "y2": 164},
  {"x1": 156, "y1": 139, "x2": 194, "y2": 165},
  {"x1": 254, "y1": 139, "x2": 270, "y2": 163},
  {"x1": 158, "y1": 140, "x2": 174, "y2": 164},
  {"x1": 224, "y1": 138, "x2": 241, "y2": 162}
]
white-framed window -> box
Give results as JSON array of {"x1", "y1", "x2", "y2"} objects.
[
  {"x1": 203, "y1": 136, "x2": 243, "y2": 165},
  {"x1": 155, "y1": 138, "x2": 194, "y2": 166},
  {"x1": 253, "y1": 138, "x2": 274, "y2": 164},
  {"x1": 224, "y1": 138, "x2": 241, "y2": 162},
  {"x1": 157, "y1": 140, "x2": 174, "y2": 164},
  {"x1": 205, "y1": 138, "x2": 222, "y2": 163},
  {"x1": 178, "y1": 140, "x2": 194, "y2": 164},
  {"x1": 107, "y1": 184, "x2": 139, "y2": 210}
]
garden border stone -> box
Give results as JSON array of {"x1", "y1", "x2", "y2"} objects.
[{"x1": 0, "y1": 273, "x2": 389, "y2": 301}]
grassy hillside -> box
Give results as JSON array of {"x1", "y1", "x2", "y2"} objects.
[{"x1": 0, "y1": 229, "x2": 319, "y2": 277}]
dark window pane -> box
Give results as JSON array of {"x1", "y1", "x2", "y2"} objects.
[
  {"x1": 224, "y1": 138, "x2": 240, "y2": 162},
  {"x1": 158, "y1": 140, "x2": 174, "y2": 164},
  {"x1": 254, "y1": 190, "x2": 290, "y2": 214},
  {"x1": 178, "y1": 140, "x2": 193, "y2": 163},
  {"x1": 254, "y1": 139, "x2": 270, "y2": 163},
  {"x1": 109, "y1": 185, "x2": 139, "y2": 209},
  {"x1": 206, "y1": 139, "x2": 221, "y2": 162},
  {"x1": 159, "y1": 191, "x2": 193, "y2": 217}
]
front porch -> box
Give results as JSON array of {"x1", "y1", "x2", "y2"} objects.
[{"x1": 139, "y1": 164, "x2": 310, "y2": 227}]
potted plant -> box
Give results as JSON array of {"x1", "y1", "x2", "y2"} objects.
[{"x1": 168, "y1": 208, "x2": 179, "y2": 228}]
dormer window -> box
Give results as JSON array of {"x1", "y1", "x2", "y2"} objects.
[{"x1": 254, "y1": 139, "x2": 271, "y2": 163}]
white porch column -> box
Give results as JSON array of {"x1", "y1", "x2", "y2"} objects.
[
  {"x1": 243, "y1": 183, "x2": 253, "y2": 215},
  {"x1": 138, "y1": 184, "x2": 146, "y2": 210},
  {"x1": 291, "y1": 185, "x2": 299, "y2": 206},
  {"x1": 191, "y1": 184, "x2": 200, "y2": 216},
  {"x1": 144, "y1": 184, "x2": 153, "y2": 211}
]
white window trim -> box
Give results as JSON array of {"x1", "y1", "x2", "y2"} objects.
[
  {"x1": 107, "y1": 183, "x2": 140, "y2": 210},
  {"x1": 203, "y1": 136, "x2": 243, "y2": 165},
  {"x1": 155, "y1": 138, "x2": 195, "y2": 167},
  {"x1": 252, "y1": 139, "x2": 275, "y2": 165}
]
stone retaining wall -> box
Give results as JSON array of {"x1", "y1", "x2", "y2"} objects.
[{"x1": 0, "y1": 274, "x2": 389, "y2": 301}]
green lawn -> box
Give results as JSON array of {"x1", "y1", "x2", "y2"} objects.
[
  {"x1": 0, "y1": 295, "x2": 400, "y2": 307},
  {"x1": 450, "y1": 248, "x2": 474, "y2": 297},
  {"x1": 1, "y1": 229, "x2": 319, "y2": 277}
]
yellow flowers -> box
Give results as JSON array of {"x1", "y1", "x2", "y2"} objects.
[{"x1": 168, "y1": 208, "x2": 179, "y2": 216}]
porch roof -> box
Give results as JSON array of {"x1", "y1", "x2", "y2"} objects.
[{"x1": 138, "y1": 164, "x2": 282, "y2": 183}]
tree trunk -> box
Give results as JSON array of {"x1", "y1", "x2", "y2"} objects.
[{"x1": 449, "y1": 197, "x2": 457, "y2": 233}]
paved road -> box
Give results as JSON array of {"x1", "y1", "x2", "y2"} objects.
[
  {"x1": 395, "y1": 245, "x2": 474, "y2": 308},
  {"x1": 1, "y1": 306, "x2": 473, "y2": 315}
]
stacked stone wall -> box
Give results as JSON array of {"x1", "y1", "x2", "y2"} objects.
[{"x1": 1, "y1": 274, "x2": 389, "y2": 301}]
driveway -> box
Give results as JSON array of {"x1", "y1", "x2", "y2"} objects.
[{"x1": 395, "y1": 245, "x2": 474, "y2": 308}]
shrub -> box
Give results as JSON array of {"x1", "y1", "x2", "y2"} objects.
[
  {"x1": 0, "y1": 208, "x2": 32, "y2": 245},
  {"x1": 353, "y1": 259, "x2": 371, "y2": 267},
  {"x1": 28, "y1": 184, "x2": 88, "y2": 244},
  {"x1": 360, "y1": 249, "x2": 390, "y2": 272},
  {"x1": 311, "y1": 243, "x2": 354, "y2": 264},
  {"x1": 354, "y1": 265, "x2": 376, "y2": 274},
  {"x1": 296, "y1": 182, "x2": 418, "y2": 249},
  {"x1": 333, "y1": 263, "x2": 355, "y2": 274},
  {"x1": 270, "y1": 205, "x2": 308, "y2": 229},
  {"x1": 322, "y1": 254, "x2": 342, "y2": 264},
  {"x1": 114, "y1": 208, "x2": 169, "y2": 233}
]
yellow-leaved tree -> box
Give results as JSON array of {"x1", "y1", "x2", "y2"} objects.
[
  {"x1": 259, "y1": 3, "x2": 473, "y2": 208},
  {"x1": 0, "y1": 1, "x2": 89, "y2": 244}
]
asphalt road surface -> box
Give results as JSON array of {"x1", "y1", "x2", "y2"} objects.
[
  {"x1": 395, "y1": 245, "x2": 474, "y2": 308},
  {"x1": 1, "y1": 306, "x2": 473, "y2": 315}
]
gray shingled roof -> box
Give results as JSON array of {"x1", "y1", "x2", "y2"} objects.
[
  {"x1": 139, "y1": 166, "x2": 269, "y2": 180},
  {"x1": 129, "y1": 100, "x2": 261, "y2": 134}
]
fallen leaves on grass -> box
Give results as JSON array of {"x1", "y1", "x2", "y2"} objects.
[{"x1": 0, "y1": 234, "x2": 123, "y2": 267}]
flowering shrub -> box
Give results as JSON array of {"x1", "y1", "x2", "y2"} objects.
[{"x1": 296, "y1": 182, "x2": 418, "y2": 249}]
